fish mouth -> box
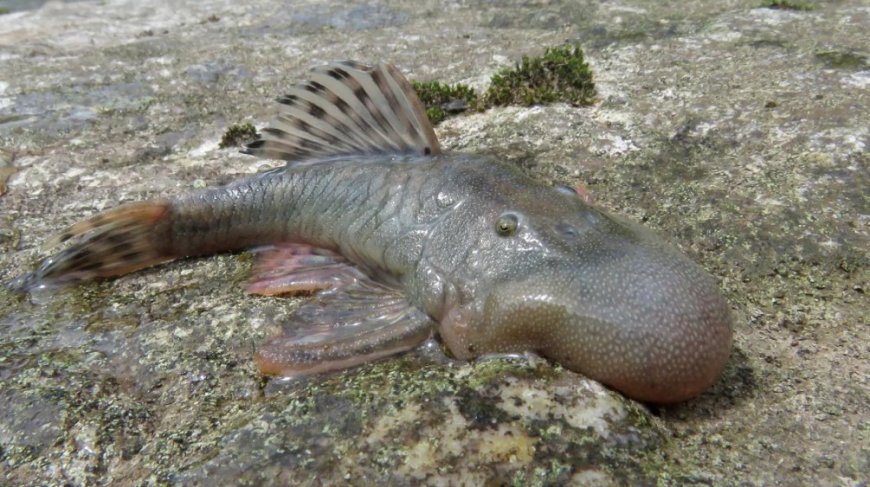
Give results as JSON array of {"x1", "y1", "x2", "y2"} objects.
[{"x1": 483, "y1": 248, "x2": 733, "y2": 404}]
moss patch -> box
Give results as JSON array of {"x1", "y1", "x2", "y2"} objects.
[
  {"x1": 484, "y1": 44, "x2": 596, "y2": 108},
  {"x1": 410, "y1": 80, "x2": 478, "y2": 124},
  {"x1": 218, "y1": 122, "x2": 258, "y2": 149},
  {"x1": 412, "y1": 43, "x2": 596, "y2": 124}
]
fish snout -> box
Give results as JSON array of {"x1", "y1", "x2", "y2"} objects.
[{"x1": 485, "y1": 247, "x2": 733, "y2": 404}]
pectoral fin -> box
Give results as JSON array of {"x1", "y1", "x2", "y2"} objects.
[
  {"x1": 246, "y1": 244, "x2": 361, "y2": 296},
  {"x1": 255, "y1": 278, "x2": 434, "y2": 377},
  {"x1": 248, "y1": 244, "x2": 433, "y2": 377}
]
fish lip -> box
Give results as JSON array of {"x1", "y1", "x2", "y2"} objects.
[
  {"x1": 570, "y1": 278, "x2": 733, "y2": 403},
  {"x1": 482, "y1": 257, "x2": 734, "y2": 403}
]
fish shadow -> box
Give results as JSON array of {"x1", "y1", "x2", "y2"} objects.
[{"x1": 652, "y1": 345, "x2": 757, "y2": 419}]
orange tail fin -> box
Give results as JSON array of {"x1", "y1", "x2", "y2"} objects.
[{"x1": 10, "y1": 200, "x2": 175, "y2": 292}]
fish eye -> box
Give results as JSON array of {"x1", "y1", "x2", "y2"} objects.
[
  {"x1": 556, "y1": 222, "x2": 579, "y2": 237},
  {"x1": 555, "y1": 184, "x2": 577, "y2": 196},
  {"x1": 495, "y1": 213, "x2": 519, "y2": 237}
]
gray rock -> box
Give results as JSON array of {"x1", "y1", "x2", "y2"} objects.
[{"x1": 0, "y1": 0, "x2": 867, "y2": 485}]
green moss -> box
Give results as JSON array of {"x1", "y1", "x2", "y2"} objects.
[
  {"x1": 410, "y1": 80, "x2": 478, "y2": 124},
  {"x1": 484, "y1": 44, "x2": 595, "y2": 108},
  {"x1": 219, "y1": 122, "x2": 258, "y2": 149},
  {"x1": 814, "y1": 50, "x2": 868, "y2": 70},
  {"x1": 0, "y1": 8, "x2": 10, "y2": 15},
  {"x1": 411, "y1": 43, "x2": 596, "y2": 124},
  {"x1": 761, "y1": 0, "x2": 815, "y2": 11}
]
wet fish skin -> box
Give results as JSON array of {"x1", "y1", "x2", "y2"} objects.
[
  {"x1": 11, "y1": 61, "x2": 733, "y2": 403},
  {"x1": 404, "y1": 157, "x2": 732, "y2": 403}
]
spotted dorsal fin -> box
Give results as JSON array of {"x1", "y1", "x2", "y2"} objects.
[{"x1": 243, "y1": 61, "x2": 440, "y2": 163}]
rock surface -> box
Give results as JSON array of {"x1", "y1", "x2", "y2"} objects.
[{"x1": 0, "y1": 0, "x2": 867, "y2": 485}]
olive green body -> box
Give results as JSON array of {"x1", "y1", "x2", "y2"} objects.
[{"x1": 167, "y1": 153, "x2": 732, "y2": 403}]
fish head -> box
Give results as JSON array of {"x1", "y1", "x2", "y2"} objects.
[{"x1": 438, "y1": 181, "x2": 733, "y2": 404}]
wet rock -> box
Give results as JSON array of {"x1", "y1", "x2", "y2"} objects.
[{"x1": 0, "y1": 0, "x2": 867, "y2": 485}]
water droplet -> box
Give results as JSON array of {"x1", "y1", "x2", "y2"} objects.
[{"x1": 436, "y1": 191, "x2": 454, "y2": 207}]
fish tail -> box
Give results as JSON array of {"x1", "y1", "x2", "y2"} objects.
[{"x1": 10, "y1": 200, "x2": 175, "y2": 292}]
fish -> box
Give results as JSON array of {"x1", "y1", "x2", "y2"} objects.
[{"x1": 9, "y1": 61, "x2": 733, "y2": 403}]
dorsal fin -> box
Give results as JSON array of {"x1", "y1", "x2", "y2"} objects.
[{"x1": 243, "y1": 61, "x2": 441, "y2": 163}]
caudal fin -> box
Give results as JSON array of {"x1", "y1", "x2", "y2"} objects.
[{"x1": 9, "y1": 200, "x2": 175, "y2": 293}]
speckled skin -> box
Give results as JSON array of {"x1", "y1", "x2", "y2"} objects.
[{"x1": 167, "y1": 153, "x2": 732, "y2": 403}]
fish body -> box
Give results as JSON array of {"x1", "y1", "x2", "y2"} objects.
[{"x1": 11, "y1": 61, "x2": 732, "y2": 403}]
